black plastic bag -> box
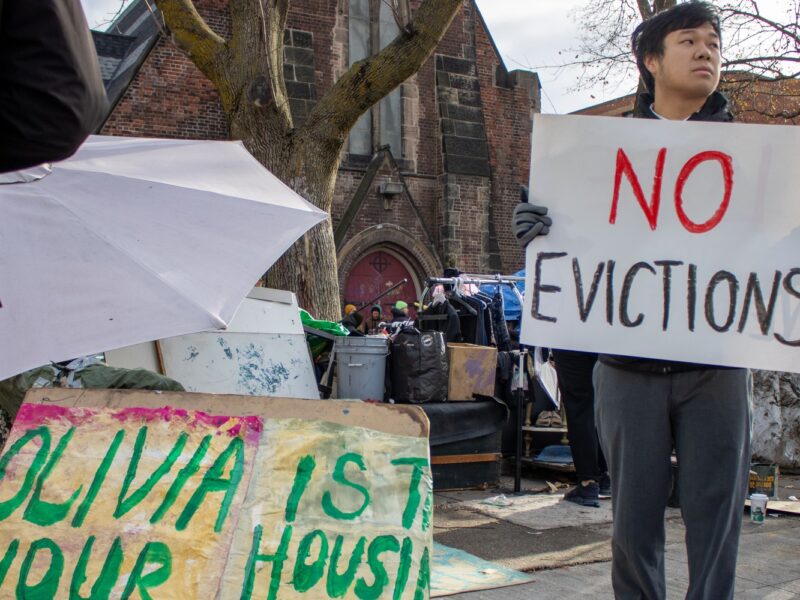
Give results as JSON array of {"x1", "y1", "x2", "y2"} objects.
[{"x1": 390, "y1": 330, "x2": 448, "y2": 403}]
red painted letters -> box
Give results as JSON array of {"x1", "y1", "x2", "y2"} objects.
[
  {"x1": 609, "y1": 148, "x2": 734, "y2": 234},
  {"x1": 674, "y1": 151, "x2": 733, "y2": 233},
  {"x1": 609, "y1": 148, "x2": 666, "y2": 231}
]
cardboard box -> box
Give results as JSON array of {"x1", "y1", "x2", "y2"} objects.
[
  {"x1": 446, "y1": 343, "x2": 497, "y2": 401},
  {"x1": 748, "y1": 463, "x2": 779, "y2": 499}
]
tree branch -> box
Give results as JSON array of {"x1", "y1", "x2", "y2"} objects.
[
  {"x1": 725, "y1": 55, "x2": 800, "y2": 65},
  {"x1": 636, "y1": 0, "x2": 653, "y2": 19},
  {"x1": 154, "y1": 0, "x2": 227, "y2": 83},
  {"x1": 303, "y1": 0, "x2": 461, "y2": 144},
  {"x1": 723, "y1": 8, "x2": 799, "y2": 46}
]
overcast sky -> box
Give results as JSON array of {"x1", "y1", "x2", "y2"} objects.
[
  {"x1": 474, "y1": 1, "x2": 629, "y2": 113},
  {"x1": 81, "y1": 1, "x2": 789, "y2": 114}
]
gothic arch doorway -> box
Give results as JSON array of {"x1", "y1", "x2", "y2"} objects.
[{"x1": 343, "y1": 247, "x2": 421, "y2": 319}]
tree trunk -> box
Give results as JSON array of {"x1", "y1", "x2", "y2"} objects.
[{"x1": 229, "y1": 107, "x2": 344, "y2": 320}]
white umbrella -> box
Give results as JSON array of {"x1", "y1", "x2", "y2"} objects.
[{"x1": 0, "y1": 135, "x2": 326, "y2": 381}]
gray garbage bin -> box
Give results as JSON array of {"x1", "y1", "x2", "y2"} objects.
[{"x1": 335, "y1": 335, "x2": 388, "y2": 401}]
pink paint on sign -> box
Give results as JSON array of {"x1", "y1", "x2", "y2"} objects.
[{"x1": 14, "y1": 403, "x2": 97, "y2": 427}]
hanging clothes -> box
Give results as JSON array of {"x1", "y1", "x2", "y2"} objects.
[
  {"x1": 456, "y1": 294, "x2": 488, "y2": 345},
  {"x1": 489, "y1": 291, "x2": 512, "y2": 351},
  {"x1": 418, "y1": 300, "x2": 462, "y2": 343}
]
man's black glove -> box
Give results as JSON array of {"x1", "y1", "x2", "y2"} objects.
[{"x1": 512, "y1": 185, "x2": 551, "y2": 248}]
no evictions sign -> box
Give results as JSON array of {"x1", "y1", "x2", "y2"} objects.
[
  {"x1": 521, "y1": 114, "x2": 800, "y2": 373},
  {"x1": 0, "y1": 391, "x2": 432, "y2": 599}
]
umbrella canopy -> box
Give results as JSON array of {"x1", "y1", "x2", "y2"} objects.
[{"x1": 0, "y1": 135, "x2": 327, "y2": 381}]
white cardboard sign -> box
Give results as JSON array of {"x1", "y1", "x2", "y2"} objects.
[{"x1": 521, "y1": 114, "x2": 800, "y2": 373}]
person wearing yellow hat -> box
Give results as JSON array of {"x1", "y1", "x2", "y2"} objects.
[{"x1": 344, "y1": 303, "x2": 357, "y2": 316}]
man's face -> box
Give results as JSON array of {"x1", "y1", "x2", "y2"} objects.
[
  {"x1": 371, "y1": 309, "x2": 380, "y2": 320},
  {"x1": 645, "y1": 22, "x2": 721, "y2": 103}
]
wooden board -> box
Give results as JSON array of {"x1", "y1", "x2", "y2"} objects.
[{"x1": 24, "y1": 388, "x2": 428, "y2": 438}]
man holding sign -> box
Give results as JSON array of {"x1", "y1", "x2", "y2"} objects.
[{"x1": 515, "y1": 3, "x2": 758, "y2": 599}]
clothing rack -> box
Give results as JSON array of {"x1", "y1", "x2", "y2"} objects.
[
  {"x1": 420, "y1": 275, "x2": 525, "y2": 308},
  {"x1": 421, "y1": 273, "x2": 528, "y2": 492}
]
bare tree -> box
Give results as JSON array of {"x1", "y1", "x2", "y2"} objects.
[
  {"x1": 151, "y1": 0, "x2": 462, "y2": 319},
  {"x1": 561, "y1": 0, "x2": 799, "y2": 114}
]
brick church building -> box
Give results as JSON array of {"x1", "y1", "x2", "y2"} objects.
[{"x1": 92, "y1": 0, "x2": 540, "y2": 314}]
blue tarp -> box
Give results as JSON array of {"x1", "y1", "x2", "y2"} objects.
[{"x1": 479, "y1": 269, "x2": 525, "y2": 322}]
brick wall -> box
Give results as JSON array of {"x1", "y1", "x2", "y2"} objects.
[
  {"x1": 474, "y1": 12, "x2": 539, "y2": 273},
  {"x1": 102, "y1": 1, "x2": 230, "y2": 140}
]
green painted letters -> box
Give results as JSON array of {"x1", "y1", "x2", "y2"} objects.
[
  {"x1": 149, "y1": 434, "x2": 210, "y2": 524},
  {"x1": 326, "y1": 535, "x2": 366, "y2": 598},
  {"x1": 115, "y1": 427, "x2": 187, "y2": 519},
  {"x1": 413, "y1": 546, "x2": 430, "y2": 600},
  {"x1": 175, "y1": 435, "x2": 244, "y2": 532},
  {"x1": 24, "y1": 427, "x2": 82, "y2": 526},
  {"x1": 120, "y1": 541, "x2": 171, "y2": 600},
  {"x1": 392, "y1": 537, "x2": 414, "y2": 600},
  {"x1": 70, "y1": 536, "x2": 123, "y2": 599},
  {"x1": 72, "y1": 430, "x2": 125, "y2": 528},
  {"x1": 284, "y1": 454, "x2": 315, "y2": 523},
  {"x1": 292, "y1": 529, "x2": 328, "y2": 593},
  {"x1": 16, "y1": 537, "x2": 64, "y2": 599},
  {"x1": 354, "y1": 535, "x2": 400, "y2": 600},
  {"x1": 240, "y1": 524, "x2": 293, "y2": 600},
  {"x1": 0, "y1": 539, "x2": 19, "y2": 588},
  {"x1": 322, "y1": 453, "x2": 370, "y2": 521},
  {"x1": 0, "y1": 427, "x2": 51, "y2": 522},
  {"x1": 390, "y1": 457, "x2": 429, "y2": 529}
]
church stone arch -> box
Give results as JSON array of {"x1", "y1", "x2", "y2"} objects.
[{"x1": 338, "y1": 224, "x2": 442, "y2": 305}]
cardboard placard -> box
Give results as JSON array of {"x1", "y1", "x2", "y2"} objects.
[
  {"x1": 521, "y1": 115, "x2": 800, "y2": 372},
  {"x1": 0, "y1": 389, "x2": 432, "y2": 599}
]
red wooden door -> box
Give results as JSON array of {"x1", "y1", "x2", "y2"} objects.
[{"x1": 344, "y1": 250, "x2": 417, "y2": 318}]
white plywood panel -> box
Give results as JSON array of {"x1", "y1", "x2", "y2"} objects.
[
  {"x1": 104, "y1": 289, "x2": 318, "y2": 399},
  {"x1": 158, "y1": 331, "x2": 318, "y2": 398}
]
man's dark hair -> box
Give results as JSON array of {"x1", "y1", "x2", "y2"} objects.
[{"x1": 632, "y1": 2, "x2": 722, "y2": 93}]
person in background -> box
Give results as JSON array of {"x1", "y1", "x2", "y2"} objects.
[
  {"x1": 341, "y1": 304, "x2": 365, "y2": 335},
  {"x1": 367, "y1": 305, "x2": 383, "y2": 334},
  {"x1": 553, "y1": 349, "x2": 609, "y2": 508},
  {"x1": 512, "y1": 4, "x2": 750, "y2": 598},
  {"x1": 0, "y1": 0, "x2": 108, "y2": 173},
  {"x1": 391, "y1": 300, "x2": 409, "y2": 323}
]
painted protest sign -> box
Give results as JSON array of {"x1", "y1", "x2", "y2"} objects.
[
  {"x1": 0, "y1": 389, "x2": 432, "y2": 599},
  {"x1": 521, "y1": 114, "x2": 800, "y2": 372}
]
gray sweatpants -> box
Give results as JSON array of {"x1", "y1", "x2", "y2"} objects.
[{"x1": 594, "y1": 363, "x2": 751, "y2": 600}]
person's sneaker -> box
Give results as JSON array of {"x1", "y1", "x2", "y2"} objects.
[
  {"x1": 564, "y1": 481, "x2": 600, "y2": 508},
  {"x1": 599, "y1": 474, "x2": 612, "y2": 499}
]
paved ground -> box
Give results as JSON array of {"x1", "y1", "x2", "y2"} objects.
[{"x1": 434, "y1": 470, "x2": 800, "y2": 599}]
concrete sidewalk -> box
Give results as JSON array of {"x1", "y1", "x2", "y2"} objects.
[{"x1": 434, "y1": 471, "x2": 800, "y2": 599}]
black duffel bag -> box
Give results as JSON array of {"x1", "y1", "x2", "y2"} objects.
[{"x1": 390, "y1": 329, "x2": 448, "y2": 403}]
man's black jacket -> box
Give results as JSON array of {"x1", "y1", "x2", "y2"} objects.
[{"x1": 0, "y1": 0, "x2": 108, "y2": 172}]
